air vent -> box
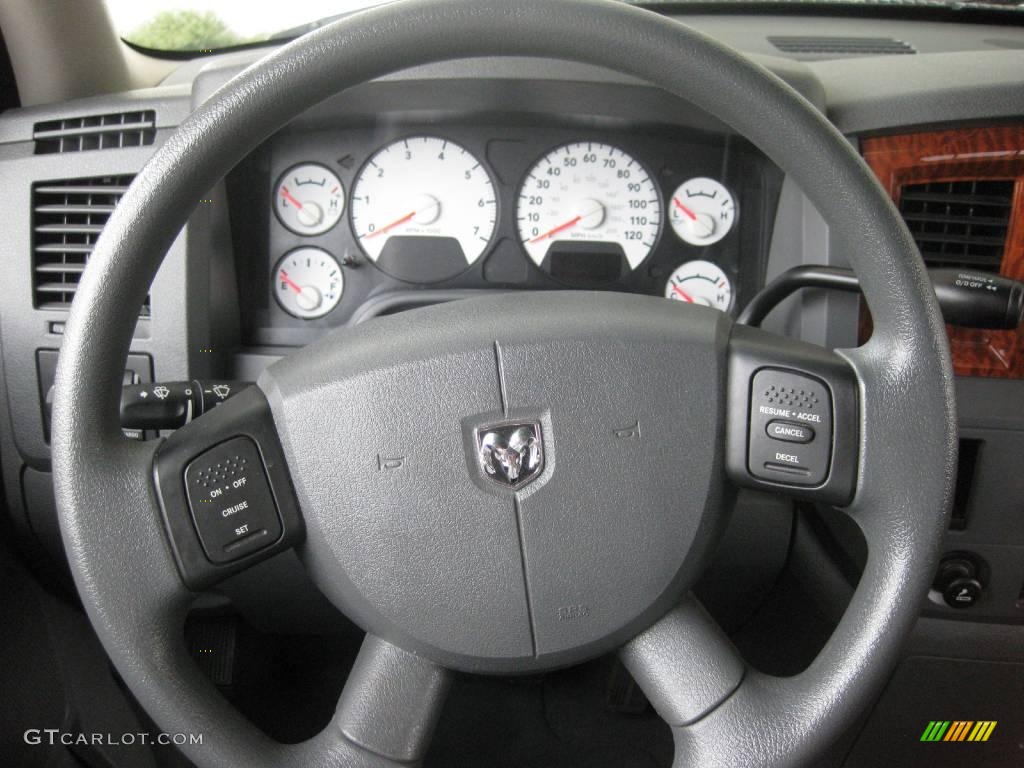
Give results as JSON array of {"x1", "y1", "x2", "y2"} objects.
[
  {"x1": 33, "y1": 110, "x2": 155, "y2": 154},
  {"x1": 32, "y1": 176, "x2": 149, "y2": 315},
  {"x1": 768, "y1": 36, "x2": 915, "y2": 58},
  {"x1": 898, "y1": 180, "x2": 1014, "y2": 271}
]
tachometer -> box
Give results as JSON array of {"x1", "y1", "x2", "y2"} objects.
[
  {"x1": 516, "y1": 142, "x2": 661, "y2": 280},
  {"x1": 350, "y1": 137, "x2": 497, "y2": 283}
]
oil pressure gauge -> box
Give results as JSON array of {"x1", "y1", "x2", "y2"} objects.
[
  {"x1": 669, "y1": 177, "x2": 736, "y2": 246},
  {"x1": 274, "y1": 163, "x2": 345, "y2": 236},
  {"x1": 664, "y1": 259, "x2": 733, "y2": 312},
  {"x1": 273, "y1": 247, "x2": 344, "y2": 319}
]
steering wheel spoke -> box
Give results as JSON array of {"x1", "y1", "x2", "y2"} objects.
[
  {"x1": 620, "y1": 594, "x2": 744, "y2": 727},
  {"x1": 152, "y1": 385, "x2": 305, "y2": 590},
  {"x1": 724, "y1": 323, "x2": 861, "y2": 508},
  {"x1": 331, "y1": 634, "x2": 452, "y2": 764}
]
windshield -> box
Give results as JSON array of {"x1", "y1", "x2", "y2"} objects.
[
  {"x1": 108, "y1": 0, "x2": 1023, "y2": 53},
  {"x1": 107, "y1": 0, "x2": 387, "y2": 52}
]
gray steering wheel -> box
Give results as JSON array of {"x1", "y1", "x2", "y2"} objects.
[{"x1": 51, "y1": 1, "x2": 957, "y2": 766}]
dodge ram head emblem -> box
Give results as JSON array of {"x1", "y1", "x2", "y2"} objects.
[{"x1": 477, "y1": 422, "x2": 544, "y2": 489}]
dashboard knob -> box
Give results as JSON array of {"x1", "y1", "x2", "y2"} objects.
[
  {"x1": 933, "y1": 555, "x2": 984, "y2": 609},
  {"x1": 942, "y1": 577, "x2": 983, "y2": 609}
]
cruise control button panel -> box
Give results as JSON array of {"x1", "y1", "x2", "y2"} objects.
[
  {"x1": 749, "y1": 369, "x2": 832, "y2": 486},
  {"x1": 153, "y1": 386, "x2": 304, "y2": 589},
  {"x1": 725, "y1": 325, "x2": 858, "y2": 505},
  {"x1": 185, "y1": 437, "x2": 282, "y2": 564}
]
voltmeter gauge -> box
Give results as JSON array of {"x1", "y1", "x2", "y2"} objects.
[
  {"x1": 273, "y1": 248, "x2": 344, "y2": 319},
  {"x1": 664, "y1": 260, "x2": 733, "y2": 312},
  {"x1": 669, "y1": 177, "x2": 736, "y2": 246},
  {"x1": 274, "y1": 163, "x2": 345, "y2": 236}
]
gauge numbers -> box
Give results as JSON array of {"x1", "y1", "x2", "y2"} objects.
[
  {"x1": 517, "y1": 142, "x2": 661, "y2": 272},
  {"x1": 669, "y1": 177, "x2": 736, "y2": 246},
  {"x1": 350, "y1": 137, "x2": 497, "y2": 282},
  {"x1": 273, "y1": 248, "x2": 344, "y2": 319},
  {"x1": 665, "y1": 260, "x2": 733, "y2": 312},
  {"x1": 274, "y1": 163, "x2": 345, "y2": 236}
]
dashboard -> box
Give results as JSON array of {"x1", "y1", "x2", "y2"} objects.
[{"x1": 229, "y1": 118, "x2": 781, "y2": 347}]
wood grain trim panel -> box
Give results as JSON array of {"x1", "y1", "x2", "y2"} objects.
[{"x1": 861, "y1": 126, "x2": 1024, "y2": 379}]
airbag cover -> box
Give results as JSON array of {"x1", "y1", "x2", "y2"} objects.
[{"x1": 260, "y1": 291, "x2": 729, "y2": 673}]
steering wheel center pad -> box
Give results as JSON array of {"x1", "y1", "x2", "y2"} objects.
[{"x1": 261, "y1": 291, "x2": 729, "y2": 673}]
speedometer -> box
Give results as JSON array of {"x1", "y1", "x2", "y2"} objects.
[
  {"x1": 350, "y1": 136, "x2": 497, "y2": 283},
  {"x1": 516, "y1": 142, "x2": 661, "y2": 280}
]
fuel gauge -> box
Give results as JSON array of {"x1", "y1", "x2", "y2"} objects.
[
  {"x1": 274, "y1": 163, "x2": 345, "y2": 236},
  {"x1": 273, "y1": 248, "x2": 344, "y2": 319}
]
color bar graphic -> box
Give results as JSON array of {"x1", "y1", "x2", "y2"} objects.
[{"x1": 920, "y1": 720, "x2": 996, "y2": 742}]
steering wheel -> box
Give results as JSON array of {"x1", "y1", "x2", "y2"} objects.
[{"x1": 51, "y1": 1, "x2": 957, "y2": 766}]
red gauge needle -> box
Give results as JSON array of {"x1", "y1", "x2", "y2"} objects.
[
  {"x1": 529, "y1": 215, "x2": 582, "y2": 244},
  {"x1": 363, "y1": 210, "x2": 416, "y2": 239},
  {"x1": 672, "y1": 197, "x2": 698, "y2": 221},
  {"x1": 670, "y1": 284, "x2": 695, "y2": 302},
  {"x1": 279, "y1": 270, "x2": 303, "y2": 295},
  {"x1": 280, "y1": 186, "x2": 305, "y2": 211}
]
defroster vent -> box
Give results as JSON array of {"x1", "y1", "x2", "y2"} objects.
[
  {"x1": 768, "y1": 36, "x2": 915, "y2": 58},
  {"x1": 31, "y1": 176, "x2": 149, "y2": 314},
  {"x1": 898, "y1": 180, "x2": 1014, "y2": 272}
]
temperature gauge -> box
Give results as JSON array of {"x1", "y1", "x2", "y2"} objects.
[
  {"x1": 273, "y1": 247, "x2": 344, "y2": 319},
  {"x1": 664, "y1": 260, "x2": 733, "y2": 312},
  {"x1": 669, "y1": 177, "x2": 736, "y2": 246},
  {"x1": 274, "y1": 163, "x2": 345, "y2": 236}
]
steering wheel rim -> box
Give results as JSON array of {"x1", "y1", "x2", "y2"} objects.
[{"x1": 51, "y1": 1, "x2": 956, "y2": 766}]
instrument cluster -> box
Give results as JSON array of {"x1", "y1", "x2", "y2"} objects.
[{"x1": 232, "y1": 122, "x2": 780, "y2": 344}]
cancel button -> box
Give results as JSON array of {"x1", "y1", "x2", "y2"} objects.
[{"x1": 766, "y1": 420, "x2": 814, "y2": 444}]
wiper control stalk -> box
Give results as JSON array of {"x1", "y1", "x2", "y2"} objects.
[{"x1": 739, "y1": 265, "x2": 1024, "y2": 330}]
